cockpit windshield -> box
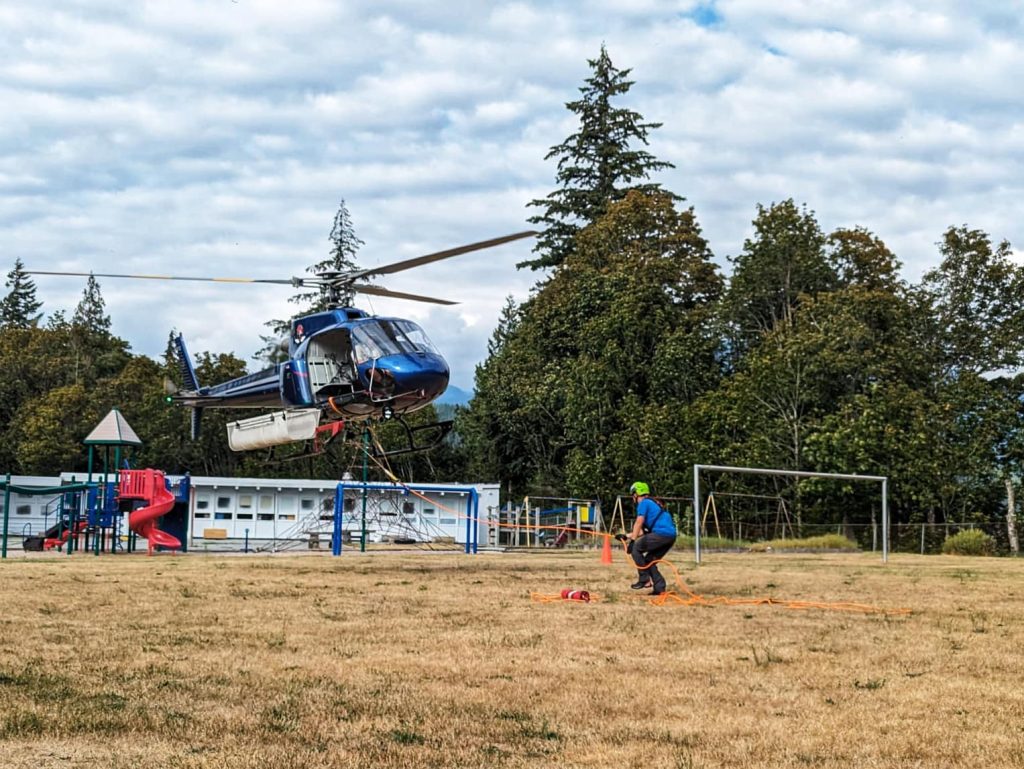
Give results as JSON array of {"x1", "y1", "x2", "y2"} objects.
[{"x1": 351, "y1": 320, "x2": 440, "y2": 364}]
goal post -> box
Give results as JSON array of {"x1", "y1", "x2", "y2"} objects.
[{"x1": 692, "y1": 464, "x2": 889, "y2": 564}]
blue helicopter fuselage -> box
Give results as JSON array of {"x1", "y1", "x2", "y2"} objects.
[{"x1": 181, "y1": 308, "x2": 450, "y2": 421}]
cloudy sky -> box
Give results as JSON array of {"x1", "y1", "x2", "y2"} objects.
[{"x1": 3, "y1": 1, "x2": 1023, "y2": 389}]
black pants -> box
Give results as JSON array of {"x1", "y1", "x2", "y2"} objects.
[{"x1": 631, "y1": 532, "x2": 675, "y2": 592}]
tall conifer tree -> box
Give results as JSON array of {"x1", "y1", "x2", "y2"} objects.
[
  {"x1": 522, "y1": 45, "x2": 677, "y2": 271},
  {"x1": 69, "y1": 273, "x2": 126, "y2": 383},
  {"x1": 72, "y1": 273, "x2": 111, "y2": 335},
  {"x1": 256, "y1": 200, "x2": 364, "y2": 364},
  {"x1": 291, "y1": 199, "x2": 364, "y2": 313},
  {"x1": 0, "y1": 258, "x2": 43, "y2": 328}
]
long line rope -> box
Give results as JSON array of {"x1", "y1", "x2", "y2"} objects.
[
  {"x1": 359, "y1": 437, "x2": 910, "y2": 616},
  {"x1": 632, "y1": 550, "x2": 910, "y2": 614}
]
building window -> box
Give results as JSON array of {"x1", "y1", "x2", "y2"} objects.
[
  {"x1": 260, "y1": 495, "x2": 273, "y2": 510},
  {"x1": 440, "y1": 518, "x2": 456, "y2": 525},
  {"x1": 258, "y1": 513, "x2": 273, "y2": 521},
  {"x1": 278, "y1": 514, "x2": 296, "y2": 521},
  {"x1": 216, "y1": 496, "x2": 232, "y2": 510},
  {"x1": 300, "y1": 498, "x2": 315, "y2": 511},
  {"x1": 215, "y1": 512, "x2": 233, "y2": 520},
  {"x1": 422, "y1": 507, "x2": 435, "y2": 518},
  {"x1": 196, "y1": 496, "x2": 210, "y2": 510},
  {"x1": 238, "y1": 495, "x2": 253, "y2": 509},
  {"x1": 403, "y1": 501, "x2": 415, "y2": 516},
  {"x1": 344, "y1": 497, "x2": 356, "y2": 512},
  {"x1": 237, "y1": 513, "x2": 253, "y2": 520},
  {"x1": 16, "y1": 505, "x2": 31, "y2": 516},
  {"x1": 278, "y1": 497, "x2": 296, "y2": 514},
  {"x1": 195, "y1": 512, "x2": 210, "y2": 519}
]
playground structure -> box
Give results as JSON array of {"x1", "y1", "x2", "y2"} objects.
[
  {"x1": 493, "y1": 496, "x2": 603, "y2": 548},
  {"x1": 697, "y1": 490, "x2": 795, "y2": 542},
  {"x1": 0, "y1": 409, "x2": 186, "y2": 558},
  {"x1": 2, "y1": 469, "x2": 188, "y2": 557},
  {"x1": 229, "y1": 480, "x2": 492, "y2": 554},
  {"x1": 329, "y1": 481, "x2": 483, "y2": 555}
]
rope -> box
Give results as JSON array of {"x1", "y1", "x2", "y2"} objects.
[
  {"x1": 358, "y1": 439, "x2": 910, "y2": 616},
  {"x1": 633, "y1": 552, "x2": 911, "y2": 615}
]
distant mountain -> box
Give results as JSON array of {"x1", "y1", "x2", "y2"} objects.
[{"x1": 437, "y1": 385, "x2": 473, "y2": 406}]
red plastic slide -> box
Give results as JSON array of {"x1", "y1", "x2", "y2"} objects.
[{"x1": 123, "y1": 469, "x2": 182, "y2": 556}]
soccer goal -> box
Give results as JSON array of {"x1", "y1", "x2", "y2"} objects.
[{"x1": 692, "y1": 464, "x2": 889, "y2": 564}]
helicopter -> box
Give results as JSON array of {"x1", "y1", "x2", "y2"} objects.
[{"x1": 28, "y1": 230, "x2": 536, "y2": 458}]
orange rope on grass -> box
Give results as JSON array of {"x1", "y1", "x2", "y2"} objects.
[{"x1": 634, "y1": 554, "x2": 911, "y2": 615}]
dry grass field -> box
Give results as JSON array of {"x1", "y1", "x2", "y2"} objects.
[{"x1": 1, "y1": 548, "x2": 1022, "y2": 768}]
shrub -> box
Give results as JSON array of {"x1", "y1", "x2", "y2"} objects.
[
  {"x1": 675, "y1": 534, "x2": 749, "y2": 550},
  {"x1": 748, "y1": 534, "x2": 858, "y2": 552},
  {"x1": 941, "y1": 529, "x2": 996, "y2": 557}
]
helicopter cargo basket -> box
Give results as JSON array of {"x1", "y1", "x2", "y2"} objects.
[{"x1": 227, "y1": 409, "x2": 321, "y2": 452}]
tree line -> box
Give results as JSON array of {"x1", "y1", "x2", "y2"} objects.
[
  {"x1": 456, "y1": 46, "x2": 1024, "y2": 552},
  {"x1": 2, "y1": 46, "x2": 1021, "y2": 552}
]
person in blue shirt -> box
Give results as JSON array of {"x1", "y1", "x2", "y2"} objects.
[{"x1": 626, "y1": 481, "x2": 676, "y2": 595}]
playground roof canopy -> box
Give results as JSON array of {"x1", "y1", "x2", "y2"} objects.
[{"x1": 84, "y1": 408, "x2": 142, "y2": 446}]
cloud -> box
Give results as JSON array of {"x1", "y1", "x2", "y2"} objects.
[{"x1": 2, "y1": 1, "x2": 1023, "y2": 390}]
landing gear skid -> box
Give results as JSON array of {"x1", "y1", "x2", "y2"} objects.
[{"x1": 372, "y1": 417, "x2": 454, "y2": 459}]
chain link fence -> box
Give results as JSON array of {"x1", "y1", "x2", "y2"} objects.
[{"x1": 691, "y1": 517, "x2": 1018, "y2": 556}]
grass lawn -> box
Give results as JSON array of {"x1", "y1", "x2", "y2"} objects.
[{"x1": 1, "y1": 548, "x2": 1022, "y2": 768}]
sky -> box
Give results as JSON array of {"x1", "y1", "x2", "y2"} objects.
[{"x1": 2, "y1": 1, "x2": 1023, "y2": 390}]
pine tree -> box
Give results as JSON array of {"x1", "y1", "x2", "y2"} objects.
[
  {"x1": 522, "y1": 45, "x2": 678, "y2": 271},
  {"x1": 488, "y1": 296, "x2": 521, "y2": 356},
  {"x1": 0, "y1": 258, "x2": 43, "y2": 328},
  {"x1": 69, "y1": 273, "x2": 127, "y2": 383},
  {"x1": 72, "y1": 273, "x2": 111, "y2": 334},
  {"x1": 291, "y1": 199, "x2": 364, "y2": 313},
  {"x1": 255, "y1": 200, "x2": 364, "y2": 364}
]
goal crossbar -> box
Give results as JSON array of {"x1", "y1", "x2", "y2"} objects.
[{"x1": 692, "y1": 464, "x2": 889, "y2": 564}]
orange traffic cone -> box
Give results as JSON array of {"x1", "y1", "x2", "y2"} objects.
[{"x1": 600, "y1": 535, "x2": 613, "y2": 565}]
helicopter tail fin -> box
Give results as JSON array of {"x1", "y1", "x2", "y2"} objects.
[
  {"x1": 174, "y1": 334, "x2": 204, "y2": 440},
  {"x1": 174, "y1": 333, "x2": 201, "y2": 392}
]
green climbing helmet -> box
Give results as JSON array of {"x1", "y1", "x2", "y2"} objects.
[{"x1": 629, "y1": 481, "x2": 650, "y2": 496}]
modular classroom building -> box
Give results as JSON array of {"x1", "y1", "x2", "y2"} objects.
[{"x1": 1, "y1": 473, "x2": 499, "y2": 552}]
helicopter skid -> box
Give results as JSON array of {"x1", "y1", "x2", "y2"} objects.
[
  {"x1": 371, "y1": 417, "x2": 454, "y2": 459},
  {"x1": 226, "y1": 408, "x2": 321, "y2": 452}
]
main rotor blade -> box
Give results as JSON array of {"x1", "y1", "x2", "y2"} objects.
[
  {"x1": 25, "y1": 270, "x2": 295, "y2": 285},
  {"x1": 352, "y1": 284, "x2": 458, "y2": 305},
  {"x1": 353, "y1": 230, "x2": 537, "y2": 279}
]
